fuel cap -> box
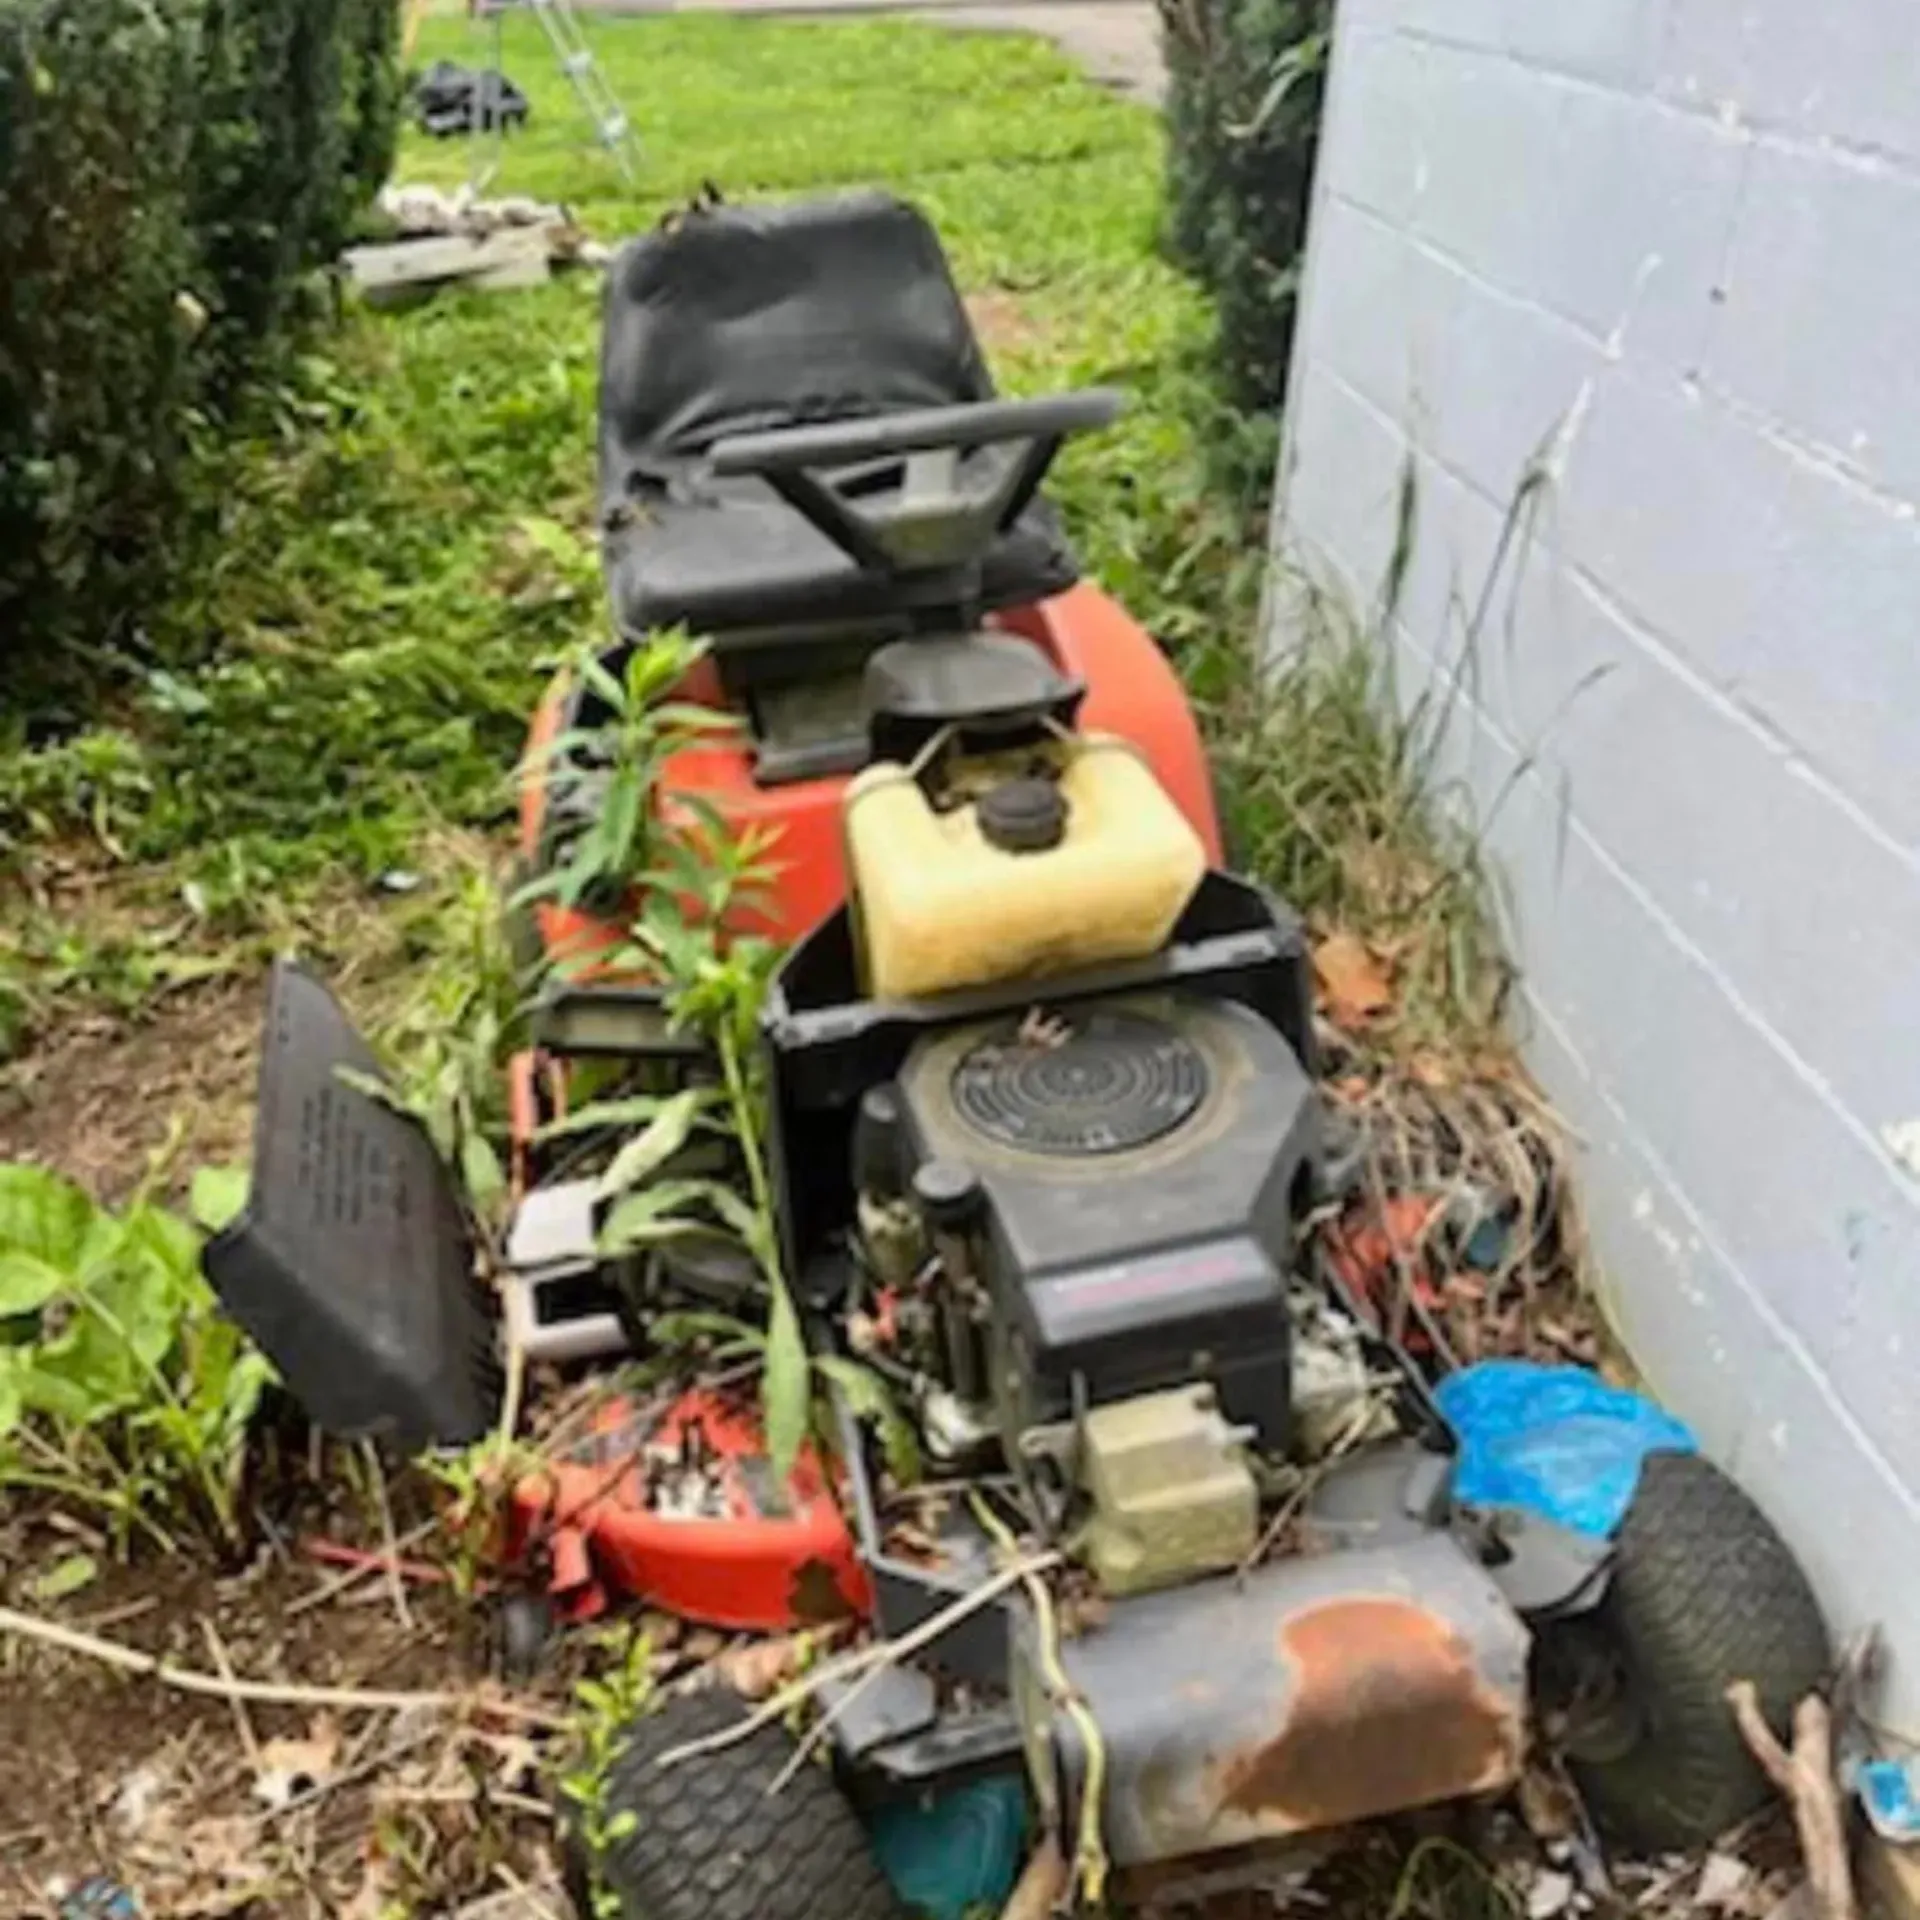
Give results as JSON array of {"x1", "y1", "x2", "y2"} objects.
[{"x1": 977, "y1": 777, "x2": 1067, "y2": 853}]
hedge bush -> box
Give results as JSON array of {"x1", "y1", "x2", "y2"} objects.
[
  {"x1": 1161, "y1": 0, "x2": 1333, "y2": 419},
  {"x1": 0, "y1": 0, "x2": 401, "y2": 670}
]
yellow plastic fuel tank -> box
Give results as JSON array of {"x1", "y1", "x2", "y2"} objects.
[{"x1": 844, "y1": 735, "x2": 1207, "y2": 1000}]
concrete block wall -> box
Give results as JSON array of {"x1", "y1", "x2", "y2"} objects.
[{"x1": 1272, "y1": 0, "x2": 1920, "y2": 1718}]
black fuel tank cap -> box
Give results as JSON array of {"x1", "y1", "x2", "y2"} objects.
[{"x1": 977, "y1": 776, "x2": 1067, "y2": 853}]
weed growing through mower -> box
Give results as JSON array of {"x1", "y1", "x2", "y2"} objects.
[
  {"x1": 513, "y1": 627, "x2": 742, "y2": 917},
  {"x1": 522, "y1": 631, "x2": 869, "y2": 1483},
  {"x1": 347, "y1": 857, "x2": 532, "y2": 1234}
]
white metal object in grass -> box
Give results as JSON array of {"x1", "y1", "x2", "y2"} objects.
[
  {"x1": 502, "y1": 1179, "x2": 633, "y2": 1364},
  {"x1": 469, "y1": 0, "x2": 642, "y2": 195}
]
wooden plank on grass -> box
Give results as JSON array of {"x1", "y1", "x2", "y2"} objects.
[{"x1": 344, "y1": 224, "x2": 556, "y2": 296}]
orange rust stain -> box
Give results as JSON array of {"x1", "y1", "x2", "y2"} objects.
[{"x1": 1218, "y1": 1597, "x2": 1522, "y2": 1831}]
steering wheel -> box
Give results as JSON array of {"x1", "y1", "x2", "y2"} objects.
[{"x1": 702, "y1": 389, "x2": 1123, "y2": 578}]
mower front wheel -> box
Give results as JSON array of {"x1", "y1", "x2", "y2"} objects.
[
  {"x1": 1539, "y1": 1450, "x2": 1828, "y2": 1853},
  {"x1": 563, "y1": 1687, "x2": 906, "y2": 1920}
]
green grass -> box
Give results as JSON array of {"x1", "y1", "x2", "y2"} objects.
[
  {"x1": 0, "y1": 11, "x2": 1251, "y2": 1053},
  {"x1": 409, "y1": 13, "x2": 1142, "y2": 209}
]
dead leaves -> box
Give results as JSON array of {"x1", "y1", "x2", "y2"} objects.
[
  {"x1": 714, "y1": 1633, "x2": 808, "y2": 1701},
  {"x1": 252, "y1": 1714, "x2": 341, "y2": 1810},
  {"x1": 1312, "y1": 930, "x2": 1394, "y2": 1029}
]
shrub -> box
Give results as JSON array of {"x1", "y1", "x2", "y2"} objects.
[
  {"x1": 0, "y1": 0, "x2": 401, "y2": 672},
  {"x1": 0, "y1": 0, "x2": 202, "y2": 665},
  {"x1": 1161, "y1": 0, "x2": 1333, "y2": 417}
]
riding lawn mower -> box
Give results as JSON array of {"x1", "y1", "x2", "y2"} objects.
[{"x1": 203, "y1": 192, "x2": 1831, "y2": 1918}]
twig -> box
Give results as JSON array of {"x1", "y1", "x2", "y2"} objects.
[
  {"x1": 0, "y1": 1603, "x2": 562, "y2": 1726},
  {"x1": 1727, "y1": 1681, "x2": 1857, "y2": 1920},
  {"x1": 650, "y1": 1552, "x2": 1061, "y2": 1772},
  {"x1": 498, "y1": 1328, "x2": 528, "y2": 1448},
  {"x1": 768, "y1": 1635, "x2": 878, "y2": 1794},
  {"x1": 1001, "y1": 1835, "x2": 1068, "y2": 1920},
  {"x1": 970, "y1": 1494, "x2": 1109, "y2": 1907},
  {"x1": 75, "y1": 1595, "x2": 161, "y2": 1632},
  {"x1": 201, "y1": 1617, "x2": 264, "y2": 1775},
  {"x1": 287, "y1": 1520, "x2": 438, "y2": 1616},
  {"x1": 379, "y1": 1784, "x2": 553, "y2": 1820},
  {"x1": 362, "y1": 1441, "x2": 415, "y2": 1634}
]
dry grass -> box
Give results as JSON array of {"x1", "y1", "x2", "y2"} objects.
[{"x1": 1189, "y1": 519, "x2": 1605, "y2": 1347}]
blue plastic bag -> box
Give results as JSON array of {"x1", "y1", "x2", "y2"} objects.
[
  {"x1": 1435, "y1": 1359, "x2": 1697, "y2": 1539},
  {"x1": 1856, "y1": 1756, "x2": 1920, "y2": 1843}
]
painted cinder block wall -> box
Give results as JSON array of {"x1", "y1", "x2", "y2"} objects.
[{"x1": 1270, "y1": 0, "x2": 1920, "y2": 1718}]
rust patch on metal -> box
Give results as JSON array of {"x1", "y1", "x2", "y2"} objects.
[
  {"x1": 787, "y1": 1557, "x2": 855, "y2": 1625},
  {"x1": 1218, "y1": 1597, "x2": 1523, "y2": 1831}
]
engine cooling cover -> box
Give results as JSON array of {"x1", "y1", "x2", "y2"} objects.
[{"x1": 895, "y1": 992, "x2": 1316, "y2": 1449}]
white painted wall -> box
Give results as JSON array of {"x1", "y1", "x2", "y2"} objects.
[{"x1": 1272, "y1": 0, "x2": 1920, "y2": 1719}]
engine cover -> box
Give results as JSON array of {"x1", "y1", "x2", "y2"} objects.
[{"x1": 895, "y1": 992, "x2": 1316, "y2": 1450}]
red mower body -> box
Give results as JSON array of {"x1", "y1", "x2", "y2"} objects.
[
  {"x1": 516, "y1": 585, "x2": 1223, "y2": 974},
  {"x1": 508, "y1": 1387, "x2": 871, "y2": 1631}
]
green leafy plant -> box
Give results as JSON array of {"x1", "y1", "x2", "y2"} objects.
[
  {"x1": 0, "y1": 0, "x2": 401, "y2": 672},
  {"x1": 584, "y1": 904, "x2": 819, "y2": 1483},
  {"x1": 346, "y1": 861, "x2": 533, "y2": 1227},
  {"x1": 0, "y1": 1157, "x2": 274, "y2": 1550},
  {"x1": 1161, "y1": 0, "x2": 1334, "y2": 413},
  {"x1": 517, "y1": 630, "x2": 886, "y2": 1485},
  {"x1": 558, "y1": 1623, "x2": 654, "y2": 1920},
  {"x1": 652, "y1": 1309, "x2": 921, "y2": 1489},
  {"x1": 513, "y1": 630, "x2": 739, "y2": 918}
]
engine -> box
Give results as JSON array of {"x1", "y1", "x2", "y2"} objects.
[{"x1": 853, "y1": 991, "x2": 1319, "y2": 1563}]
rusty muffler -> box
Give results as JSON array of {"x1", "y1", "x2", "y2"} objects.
[{"x1": 1012, "y1": 1530, "x2": 1529, "y2": 1868}]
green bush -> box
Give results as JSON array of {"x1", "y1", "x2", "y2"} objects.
[
  {"x1": 0, "y1": 0, "x2": 401, "y2": 670},
  {"x1": 0, "y1": 0, "x2": 202, "y2": 665},
  {"x1": 1161, "y1": 0, "x2": 1333, "y2": 417}
]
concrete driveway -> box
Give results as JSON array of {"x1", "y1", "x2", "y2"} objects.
[{"x1": 577, "y1": 0, "x2": 1166, "y2": 102}]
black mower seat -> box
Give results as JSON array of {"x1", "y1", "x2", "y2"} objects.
[{"x1": 598, "y1": 192, "x2": 1078, "y2": 641}]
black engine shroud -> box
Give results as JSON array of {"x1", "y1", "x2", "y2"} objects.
[
  {"x1": 894, "y1": 994, "x2": 1315, "y2": 1450},
  {"x1": 764, "y1": 873, "x2": 1321, "y2": 1446}
]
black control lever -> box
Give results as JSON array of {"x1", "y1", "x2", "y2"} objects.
[{"x1": 704, "y1": 389, "x2": 1124, "y2": 578}]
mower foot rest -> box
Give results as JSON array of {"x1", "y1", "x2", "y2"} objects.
[
  {"x1": 862, "y1": 1702, "x2": 1026, "y2": 1790},
  {"x1": 203, "y1": 961, "x2": 498, "y2": 1450}
]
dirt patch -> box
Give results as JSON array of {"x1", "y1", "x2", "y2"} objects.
[
  {"x1": 966, "y1": 288, "x2": 1049, "y2": 358},
  {"x1": 0, "y1": 975, "x2": 266, "y2": 1206},
  {"x1": 0, "y1": 1490, "x2": 568, "y2": 1918},
  {"x1": 0, "y1": 871, "x2": 436, "y2": 1205}
]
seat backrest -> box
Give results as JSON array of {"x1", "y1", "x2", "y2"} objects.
[{"x1": 598, "y1": 192, "x2": 993, "y2": 507}]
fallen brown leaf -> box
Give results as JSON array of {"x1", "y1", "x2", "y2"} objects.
[
  {"x1": 637, "y1": 1608, "x2": 684, "y2": 1649},
  {"x1": 1312, "y1": 932, "x2": 1395, "y2": 1027},
  {"x1": 252, "y1": 1712, "x2": 341, "y2": 1809},
  {"x1": 682, "y1": 1626, "x2": 726, "y2": 1663},
  {"x1": 340, "y1": 1852, "x2": 394, "y2": 1920},
  {"x1": 716, "y1": 1634, "x2": 805, "y2": 1700}
]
